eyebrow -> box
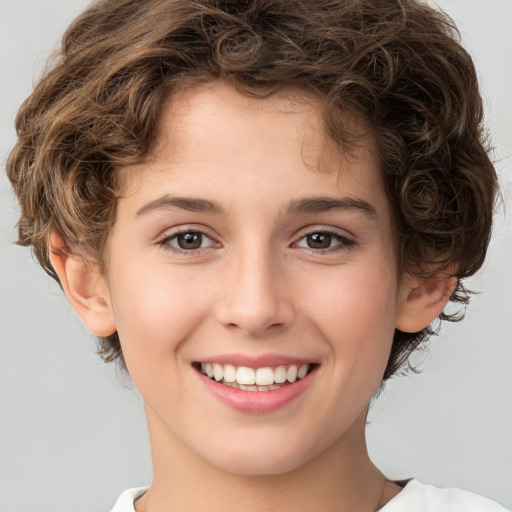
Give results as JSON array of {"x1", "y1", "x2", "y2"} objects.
[
  {"x1": 287, "y1": 196, "x2": 377, "y2": 217},
  {"x1": 135, "y1": 195, "x2": 222, "y2": 217},
  {"x1": 135, "y1": 194, "x2": 377, "y2": 219}
]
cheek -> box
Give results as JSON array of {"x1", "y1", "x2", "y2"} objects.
[
  {"x1": 304, "y1": 266, "x2": 398, "y2": 371},
  {"x1": 108, "y1": 264, "x2": 213, "y2": 365}
]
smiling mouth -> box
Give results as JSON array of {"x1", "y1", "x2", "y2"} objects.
[{"x1": 194, "y1": 362, "x2": 316, "y2": 391}]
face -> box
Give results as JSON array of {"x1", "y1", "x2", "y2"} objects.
[{"x1": 103, "y1": 81, "x2": 408, "y2": 475}]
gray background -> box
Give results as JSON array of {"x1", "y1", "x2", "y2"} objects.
[{"x1": 1, "y1": 0, "x2": 511, "y2": 510}]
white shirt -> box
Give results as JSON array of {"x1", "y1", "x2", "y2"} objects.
[{"x1": 110, "y1": 479, "x2": 509, "y2": 511}]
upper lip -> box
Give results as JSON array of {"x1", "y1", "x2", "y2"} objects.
[{"x1": 194, "y1": 354, "x2": 319, "y2": 368}]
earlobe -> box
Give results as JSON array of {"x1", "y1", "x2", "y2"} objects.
[
  {"x1": 395, "y1": 273, "x2": 457, "y2": 333},
  {"x1": 49, "y1": 236, "x2": 116, "y2": 337}
]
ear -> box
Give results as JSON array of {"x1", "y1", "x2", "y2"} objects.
[
  {"x1": 49, "y1": 236, "x2": 116, "y2": 337},
  {"x1": 395, "y1": 272, "x2": 457, "y2": 333}
]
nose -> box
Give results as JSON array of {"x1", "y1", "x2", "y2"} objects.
[{"x1": 214, "y1": 246, "x2": 295, "y2": 337}]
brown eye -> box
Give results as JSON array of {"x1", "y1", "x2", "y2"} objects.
[
  {"x1": 161, "y1": 230, "x2": 216, "y2": 252},
  {"x1": 294, "y1": 230, "x2": 355, "y2": 252},
  {"x1": 176, "y1": 232, "x2": 203, "y2": 249},
  {"x1": 306, "y1": 232, "x2": 333, "y2": 249}
]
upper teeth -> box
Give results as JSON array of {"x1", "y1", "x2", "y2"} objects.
[{"x1": 200, "y1": 363, "x2": 310, "y2": 386}]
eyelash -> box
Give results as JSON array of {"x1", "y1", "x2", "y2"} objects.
[
  {"x1": 292, "y1": 229, "x2": 356, "y2": 253},
  {"x1": 157, "y1": 228, "x2": 356, "y2": 255},
  {"x1": 157, "y1": 228, "x2": 218, "y2": 254}
]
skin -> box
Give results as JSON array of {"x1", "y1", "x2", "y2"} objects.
[{"x1": 52, "y1": 81, "x2": 453, "y2": 511}]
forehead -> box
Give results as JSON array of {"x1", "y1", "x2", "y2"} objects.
[
  {"x1": 159, "y1": 83, "x2": 371, "y2": 158},
  {"x1": 119, "y1": 81, "x2": 386, "y2": 215}
]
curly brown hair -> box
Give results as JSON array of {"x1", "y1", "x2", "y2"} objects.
[{"x1": 6, "y1": 0, "x2": 497, "y2": 379}]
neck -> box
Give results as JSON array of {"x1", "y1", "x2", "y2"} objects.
[{"x1": 136, "y1": 406, "x2": 395, "y2": 512}]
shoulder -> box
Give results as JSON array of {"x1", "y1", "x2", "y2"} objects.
[
  {"x1": 380, "y1": 479, "x2": 509, "y2": 512},
  {"x1": 110, "y1": 487, "x2": 148, "y2": 512}
]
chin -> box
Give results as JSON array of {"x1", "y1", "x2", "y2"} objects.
[
  {"x1": 199, "y1": 438, "x2": 318, "y2": 476},
  {"x1": 217, "y1": 457, "x2": 305, "y2": 477}
]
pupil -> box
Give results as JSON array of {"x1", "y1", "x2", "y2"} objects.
[
  {"x1": 178, "y1": 232, "x2": 202, "y2": 249},
  {"x1": 307, "y1": 233, "x2": 332, "y2": 249}
]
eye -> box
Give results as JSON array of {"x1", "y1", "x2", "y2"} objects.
[
  {"x1": 294, "y1": 230, "x2": 355, "y2": 251},
  {"x1": 159, "y1": 230, "x2": 217, "y2": 252}
]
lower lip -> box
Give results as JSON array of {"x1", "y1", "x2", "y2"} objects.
[{"x1": 197, "y1": 368, "x2": 317, "y2": 414}]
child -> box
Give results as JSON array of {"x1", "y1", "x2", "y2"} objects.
[{"x1": 5, "y1": 0, "x2": 509, "y2": 510}]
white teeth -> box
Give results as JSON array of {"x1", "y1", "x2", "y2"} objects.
[
  {"x1": 222, "y1": 381, "x2": 283, "y2": 392},
  {"x1": 286, "y1": 365, "x2": 298, "y2": 383},
  {"x1": 199, "y1": 362, "x2": 313, "y2": 389},
  {"x1": 274, "y1": 365, "x2": 287, "y2": 383},
  {"x1": 297, "y1": 363, "x2": 308, "y2": 379},
  {"x1": 223, "y1": 364, "x2": 236, "y2": 383},
  {"x1": 255, "y1": 367, "x2": 275, "y2": 386},
  {"x1": 236, "y1": 366, "x2": 256, "y2": 385},
  {"x1": 213, "y1": 363, "x2": 223, "y2": 382}
]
